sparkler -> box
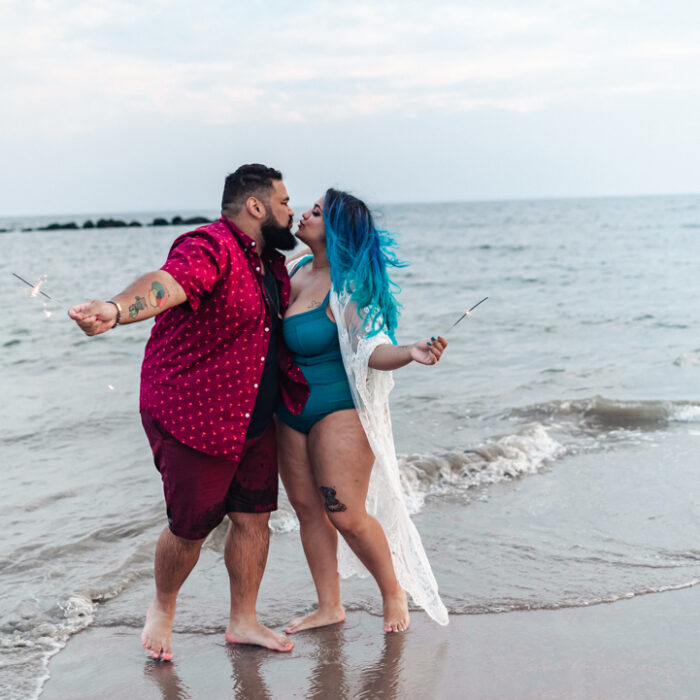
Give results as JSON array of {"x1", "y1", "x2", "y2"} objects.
[
  {"x1": 12, "y1": 272, "x2": 65, "y2": 309},
  {"x1": 445, "y1": 296, "x2": 488, "y2": 333}
]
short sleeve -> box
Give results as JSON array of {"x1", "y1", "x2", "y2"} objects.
[{"x1": 161, "y1": 232, "x2": 229, "y2": 311}]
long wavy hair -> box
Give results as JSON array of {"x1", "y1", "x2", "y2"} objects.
[{"x1": 323, "y1": 188, "x2": 405, "y2": 340}]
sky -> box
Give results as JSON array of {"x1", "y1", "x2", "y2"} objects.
[{"x1": 2, "y1": 0, "x2": 700, "y2": 216}]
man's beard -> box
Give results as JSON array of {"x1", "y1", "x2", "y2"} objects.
[{"x1": 261, "y1": 213, "x2": 296, "y2": 251}]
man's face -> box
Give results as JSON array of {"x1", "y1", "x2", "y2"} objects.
[{"x1": 260, "y1": 180, "x2": 296, "y2": 251}]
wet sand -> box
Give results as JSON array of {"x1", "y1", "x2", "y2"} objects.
[{"x1": 42, "y1": 585, "x2": 699, "y2": 700}]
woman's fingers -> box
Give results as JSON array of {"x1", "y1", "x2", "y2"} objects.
[{"x1": 428, "y1": 336, "x2": 447, "y2": 361}]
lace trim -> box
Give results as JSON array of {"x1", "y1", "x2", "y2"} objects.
[{"x1": 330, "y1": 290, "x2": 449, "y2": 625}]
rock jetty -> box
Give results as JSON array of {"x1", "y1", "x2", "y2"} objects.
[{"x1": 5, "y1": 215, "x2": 214, "y2": 233}]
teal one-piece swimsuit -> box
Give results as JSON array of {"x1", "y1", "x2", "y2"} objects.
[{"x1": 276, "y1": 257, "x2": 355, "y2": 433}]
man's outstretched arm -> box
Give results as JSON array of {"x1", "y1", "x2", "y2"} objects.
[{"x1": 68, "y1": 270, "x2": 187, "y2": 336}]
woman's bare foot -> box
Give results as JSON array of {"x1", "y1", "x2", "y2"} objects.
[
  {"x1": 284, "y1": 605, "x2": 346, "y2": 634},
  {"x1": 142, "y1": 602, "x2": 175, "y2": 661},
  {"x1": 225, "y1": 616, "x2": 294, "y2": 652},
  {"x1": 383, "y1": 588, "x2": 410, "y2": 633}
]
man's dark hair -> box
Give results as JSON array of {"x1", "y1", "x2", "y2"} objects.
[{"x1": 221, "y1": 164, "x2": 283, "y2": 213}]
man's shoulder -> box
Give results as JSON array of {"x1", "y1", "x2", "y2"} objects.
[
  {"x1": 187, "y1": 218, "x2": 231, "y2": 241},
  {"x1": 170, "y1": 219, "x2": 242, "y2": 256}
]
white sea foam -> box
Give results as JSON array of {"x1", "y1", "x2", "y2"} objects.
[
  {"x1": 670, "y1": 404, "x2": 700, "y2": 422},
  {"x1": 269, "y1": 509, "x2": 300, "y2": 534},
  {"x1": 399, "y1": 423, "x2": 565, "y2": 512},
  {"x1": 0, "y1": 593, "x2": 96, "y2": 700},
  {"x1": 447, "y1": 578, "x2": 700, "y2": 615},
  {"x1": 673, "y1": 349, "x2": 700, "y2": 367}
]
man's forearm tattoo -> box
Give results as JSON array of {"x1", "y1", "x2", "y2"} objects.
[
  {"x1": 128, "y1": 282, "x2": 169, "y2": 319},
  {"x1": 129, "y1": 295, "x2": 147, "y2": 318},
  {"x1": 320, "y1": 486, "x2": 347, "y2": 513}
]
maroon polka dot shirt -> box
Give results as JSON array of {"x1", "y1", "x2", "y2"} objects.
[{"x1": 139, "y1": 217, "x2": 309, "y2": 458}]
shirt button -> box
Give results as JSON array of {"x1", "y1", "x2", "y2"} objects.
[
  {"x1": 245, "y1": 413, "x2": 250, "y2": 418},
  {"x1": 251, "y1": 242, "x2": 256, "y2": 247},
  {"x1": 254, "y1": 383, "x2": 259, "y2": 388},
  {"x1": 264, "y1": 327, "x2": 270, "y2": 332},
  {"x1": 256, "y1": 266, "x2": 261, "y2": 272},
  {"x1": 260, "y1": 356, "x2": 265, "y2": 361}
]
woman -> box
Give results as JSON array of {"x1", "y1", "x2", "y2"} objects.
[{"x1": 276, "y1": 189, "x2": 449, "y2": 633}]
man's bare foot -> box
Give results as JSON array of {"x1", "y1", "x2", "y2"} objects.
[
  {"x1": 284, "y1": 605, "x2": 346, "y2": 634},
  {"x1": 383, "y1": 588, "x2": 410, "y2": 633},
  {"x1": 142, "y1": 602, "x2": 175, "y2": 661},
  {"x1": 225, "y1": 617, "x2": 294, "y2": 652}
]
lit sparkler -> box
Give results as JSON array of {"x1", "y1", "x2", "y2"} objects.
[
  {"x1": 445, "y1": 296, "x2": 488, "y2": 334},
  {"x1": 12, "y1": 272, "x2": 65, "y2": 309}
]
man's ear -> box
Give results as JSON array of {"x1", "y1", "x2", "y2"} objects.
[{"x1": 246, "y1": 197, "x2": 265, "y2": 219}]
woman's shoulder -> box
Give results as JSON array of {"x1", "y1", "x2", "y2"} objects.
[{"x1": 287, "y1": 252, "x2": 314, "y2": 277}]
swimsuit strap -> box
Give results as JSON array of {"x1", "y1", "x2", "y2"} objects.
[{"x1": 289, "y1": 254, "x2": 314, "y2": 278}]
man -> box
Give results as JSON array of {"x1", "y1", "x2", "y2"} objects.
[{"x1": 69, "y1": 164, "x2": 308, "y2": 660}]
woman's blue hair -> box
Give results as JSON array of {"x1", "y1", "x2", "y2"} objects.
[{"x1": 323, "y1": 188, "x2": 405, "y2": 341}]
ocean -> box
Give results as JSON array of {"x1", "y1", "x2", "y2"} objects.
[{"x1": 1, "y1": 195, "x2": 699, "y2": 699}]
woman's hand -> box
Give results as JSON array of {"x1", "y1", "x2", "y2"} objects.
[
  {"x1": 368, "y1": 336, "x2": 448, "y2": 370},
  {"x1": 409, "y1": 336, "x2": 448, "y2": 365}
]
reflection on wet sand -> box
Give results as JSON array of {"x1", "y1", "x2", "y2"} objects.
[
  {"x1": 143, "y1": 659, "x2": 193, "y2": 700},
  {"x1": 305, "y1": 623, "x2": 350, "y2": 699},
  {"x1": 226, "y1": 643, "x2": 274, "y2": 700},
  {"x1": 356, "y1": 632, "x2": 406, "y2": 700},
  {"x1": 140, "y1": 614, "x2": 450, "y2": 699}
]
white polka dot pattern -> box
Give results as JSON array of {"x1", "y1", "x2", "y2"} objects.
[{"x1": 139, "y1": 218, "x2": 309, "y2": 458}]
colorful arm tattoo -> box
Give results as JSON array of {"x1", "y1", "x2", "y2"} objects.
[
  {"x1": 148, "y1": 281, "x2": 168, "y2": 308},
  {"x1": 128, "y1": 295, "x2": 147, "y2": 319}
]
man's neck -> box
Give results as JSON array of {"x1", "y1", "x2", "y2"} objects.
[{"x1": 222, "y1": 211, "x2": 264, "y2": 256}]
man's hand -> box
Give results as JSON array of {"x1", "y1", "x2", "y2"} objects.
[
  {"x1": 68, "y1": 300, "x2": 119, "y2": 336},
  {"x1": 68, "y1": 270, "x2": 187, "y2": 337}
]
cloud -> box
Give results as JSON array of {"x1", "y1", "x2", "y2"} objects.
[{"x1": 1, "y1": 0, "x2": 699, "y2": 134}]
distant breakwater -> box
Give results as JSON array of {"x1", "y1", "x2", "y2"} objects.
[{"x1": 0, "y1": 215, "x2": 214, "y2": 234}]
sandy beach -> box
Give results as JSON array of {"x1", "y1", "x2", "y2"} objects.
[{"x1": 41, "y1": 585, "x2": 699, "y2": 700}]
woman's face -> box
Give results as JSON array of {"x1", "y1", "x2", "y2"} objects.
[{"x1": 295, "y1": 196, "x2": 325, "y2": 246}]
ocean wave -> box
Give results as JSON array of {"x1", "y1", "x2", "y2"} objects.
[
  {"x1": 509, "y1": 396, "x2": 700, "y2": 432},
  {"x1": 0, "y1": 593, "x2": 96, "y2": 700},
  {"x1": 267, "y1": 423, "x2": 565, "y2": 531},
  {"x1": 399, "y1": 423, "x2": 565, "y2": 512},
  {"x1": 673, "y1": 348, "x2": 700, "y2": 367}
]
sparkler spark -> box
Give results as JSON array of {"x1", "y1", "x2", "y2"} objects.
[
  {"x1": 31, "y1": 276, "x2": 47, "y2": 298},
  {"x1": 447, "y1": 296, "x2": 488, "y2": 331},
  {"x1": 12, "y1": 272, "x2": 65, "y2": 309}
]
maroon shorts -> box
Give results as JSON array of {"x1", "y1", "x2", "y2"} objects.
[{"x1": 141, "y1": 411, "x2": 278, "y2": 540}]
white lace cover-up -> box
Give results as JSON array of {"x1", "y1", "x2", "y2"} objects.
[{"x1": 328, "y1": 289, "x2": 449, "y2": 626}]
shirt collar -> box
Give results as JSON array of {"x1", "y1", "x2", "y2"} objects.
[{"x1": 220, "y1": 216, "x2": 286, "y2": 278}]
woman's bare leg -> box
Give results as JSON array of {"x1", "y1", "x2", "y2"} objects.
[
  {"x1": 308, "y1": 410, "x2": 409, "y2": 632},
  {"x1": 277, "y1": 419, "x2": 345, "y2": 632}
]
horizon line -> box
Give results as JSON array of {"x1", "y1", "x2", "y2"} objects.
[{"x1": 1, "y1": 189, "x2": 698, "y2": 221}]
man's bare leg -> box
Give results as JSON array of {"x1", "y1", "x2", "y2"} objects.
[
  {"x1": 142, "y1": 526, "x2": 205, "y2": 661},
  {"x1": 224, "y1": 512, "x2": 293, "y2": 652}
]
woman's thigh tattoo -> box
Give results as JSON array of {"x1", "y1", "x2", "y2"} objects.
[{"x1": 320, "y1": 486, "x2": 347, "y2": 512}]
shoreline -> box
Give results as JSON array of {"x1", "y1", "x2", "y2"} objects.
[{"x1": 41, "y1": 585, "x2": 700, "y2": 699}]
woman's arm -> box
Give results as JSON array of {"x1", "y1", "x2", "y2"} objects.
[{"x1": 368, "y1": 336, "x2": 447, "y2": 370}]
